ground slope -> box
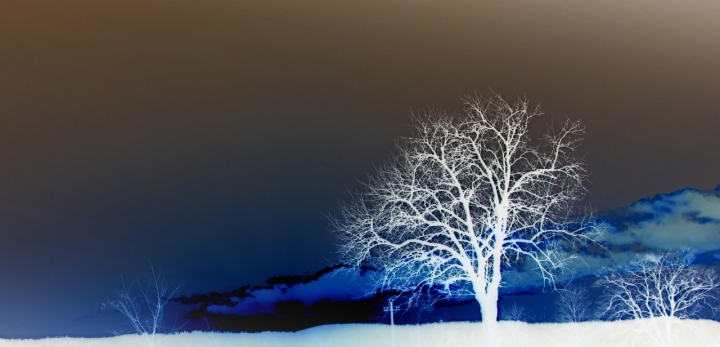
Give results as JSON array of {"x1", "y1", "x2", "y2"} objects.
[{"x1": 1, "y1": 318, "x2": 718, "y2": 347}]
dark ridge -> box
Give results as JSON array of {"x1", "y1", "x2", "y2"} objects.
[
  {"x1": 183, "y1": 291, "x2": 394, "y2": 332},
  {"x1": 174, "y1": 284, "x2": 254, "y2": 308},
  {"x1": 174, "y1": 264, "x2": 375, "y2": 309}
]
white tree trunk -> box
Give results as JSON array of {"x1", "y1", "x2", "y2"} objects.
[
  {"x1": 477, "y1": 293, "x2": 499, "y2": 323},
  {"x1": 476, "y1": 248, "x2": 504, "y2": 345},
  {"x1": 475, "y1": 275, "x2": 501, "y2": 346}
]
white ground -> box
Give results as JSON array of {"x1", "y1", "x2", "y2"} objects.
[{"x1": 1, "y1": 318, "x2": 719, "y2": 347}]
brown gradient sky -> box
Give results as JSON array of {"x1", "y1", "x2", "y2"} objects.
[{"x1": 0, "y1": 0, "x2": 719, "y2": 337}]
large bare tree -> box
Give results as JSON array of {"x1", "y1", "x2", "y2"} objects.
[{"x1": 332, "y1": 94, "x2": 596, "y2": 337}]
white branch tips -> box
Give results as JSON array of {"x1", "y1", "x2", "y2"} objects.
[
  {"x1": 598, "y1": 250, "x2": 719, "y2": 321},
  {"x1": 105, "y1": 265, "x2": 182, "y2": 345},
  {"x1": 332, "y1": 94, "x2": 597, "y2": 324}
]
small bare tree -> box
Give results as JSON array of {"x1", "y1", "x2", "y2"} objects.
[
  {"x1": 500, "y1": 302, "x2": 533, "y2": 322},
  {"x1": 597, "y1": 250, "x2": 719, "y2": 346},
  {"x1": 332, "y1": 94, "x2": 598, "y2": 342},
  {"x1": 555, "y1": 283, "x2": 594, "y2": 322},
  {"x1": 105, "y1": 266, "x2": 182, "y2": 346}
]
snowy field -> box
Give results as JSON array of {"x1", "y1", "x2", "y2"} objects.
[{"x1": 1, "y1": 319, "x2": 719, "y2": 347}]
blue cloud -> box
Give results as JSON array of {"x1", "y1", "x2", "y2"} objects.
[
  {"x1": 600, "y1": 187, "x2": 720, "y2": 252},
  {"x1": 499, "y1": 186, "x2": 720, "y2": 290},
  {"x1": 201, "y1": 267, "x2": 376, "y2": 316}
]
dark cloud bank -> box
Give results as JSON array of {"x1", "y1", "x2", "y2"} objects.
[{"x1": 175, "y1": 186, "x2": 720, "y2": 332}]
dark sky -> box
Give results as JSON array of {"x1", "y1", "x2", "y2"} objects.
[{"x1": 1, "y1": 0, "x2": 719, "y2": 338}]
